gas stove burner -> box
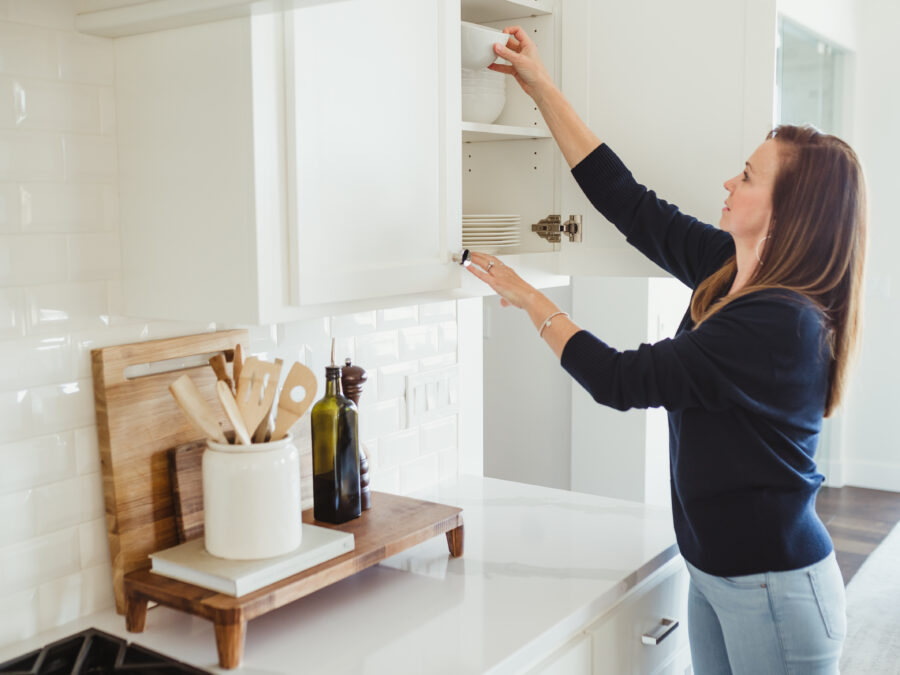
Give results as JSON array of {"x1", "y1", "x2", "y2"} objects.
[{"x1": 0, "y1": 628, "x2": 209, "y2": 674}]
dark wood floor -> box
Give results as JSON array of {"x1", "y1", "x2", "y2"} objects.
[{"x1": 815, "y1": 485, "x2": 900, "y2": 585}]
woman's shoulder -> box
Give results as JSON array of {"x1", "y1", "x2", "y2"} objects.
[{"x1": 713, "y1": 288, "x2": 828, "y2": 351}]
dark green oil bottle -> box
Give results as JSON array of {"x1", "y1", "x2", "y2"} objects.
[{"x1": 311, "y1": 365, "x2": 361, "y2": 523}]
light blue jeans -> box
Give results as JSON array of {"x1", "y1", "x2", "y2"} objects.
[{"x1": 685, "y1": 552, "x2": 846, "y2": 674}]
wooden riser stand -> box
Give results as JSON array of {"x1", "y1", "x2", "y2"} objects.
[{"x1": 123, "y1": 492, "x2": 464, "y2": 669}]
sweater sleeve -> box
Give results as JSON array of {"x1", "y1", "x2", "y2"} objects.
[
  {"x1": 560, "y1": 292, "x2": 829, "y2": 416},
  {"x1": 571, "y1": 144, "x2": 735, "y2": 289}
]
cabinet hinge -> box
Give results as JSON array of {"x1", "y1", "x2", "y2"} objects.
[{"x1": 532, "y1": 214, "x2": 582, "y2": 244}]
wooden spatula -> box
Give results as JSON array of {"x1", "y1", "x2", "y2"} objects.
[
  {"x1": 216, "y1": 380, "x2": 252, "y2": 445},
  {"x1": 251, "y1": 358, "x2": 282, "y2": 443},
  {"x1": 208, "y1": 353, "x2": 234, "y2": 393},
  {"x1": 272, "y1": 362, "x2": 318, "y2": 440},
  {"x1": 236, "y1": 356, "x2": 282, "y2": 440},
  {"x1": 169, "y1": 374, "x2": 227, "y2": 444},
  {"x1": 232, "y1": 344, "x2": 244, "y2": 396}
]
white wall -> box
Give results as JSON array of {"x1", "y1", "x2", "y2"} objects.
[
  {"x1": 839, "y1": 0, "x2": 900, "y2": 491},
  {"x1": 482, "y1": 285, "x2": 572, "y2": 490},
  {"x1": 0, "y1": 0, "x2": 462, "y2": 648}
]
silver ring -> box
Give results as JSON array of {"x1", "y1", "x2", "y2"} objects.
[{"x1": 487, "y1": 261, "x2": 495, "y2": 271}]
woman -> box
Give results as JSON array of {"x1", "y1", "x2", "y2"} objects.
[{"x1": 468, "y1": 27, "x2": 867, "y2": 674}]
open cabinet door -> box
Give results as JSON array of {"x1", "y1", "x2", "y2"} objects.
[{"x1": 555, "y1": 0, "x2": 777, "y2": 279}]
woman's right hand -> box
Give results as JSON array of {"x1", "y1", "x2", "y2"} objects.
[{"x1": 489, "y1": 26, "x2": 555, "y2": 102}]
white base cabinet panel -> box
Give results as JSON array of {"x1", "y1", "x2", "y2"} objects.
[{"x1": 523, "y1": 556, "x2": 690, "y2": 675}]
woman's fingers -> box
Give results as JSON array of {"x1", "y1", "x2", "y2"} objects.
[
  {"x1": 488, "y1": 63, "x2": 516, "y2": 76},
  {"x1": 493, "y1": 43, "x2": 521, "y2": 63}
]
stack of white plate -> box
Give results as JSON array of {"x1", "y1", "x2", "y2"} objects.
[{"x1": 462, "y1": 214, "x2": 521, "y2": 253}]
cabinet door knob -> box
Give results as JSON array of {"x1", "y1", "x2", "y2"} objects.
[{"x1": 641, "y1": 617, "x2": 679, "y2": 645}]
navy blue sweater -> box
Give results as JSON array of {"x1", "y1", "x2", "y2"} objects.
[{"x1": 563, "y1": 144, "x2": 833, "y2": 577}]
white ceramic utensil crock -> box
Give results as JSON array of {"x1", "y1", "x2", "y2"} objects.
[{"x1": 203, "y1": 434, "x2": 301, "y2": 560}]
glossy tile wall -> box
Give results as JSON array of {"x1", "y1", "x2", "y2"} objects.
[{"x1": 0, "y1": 2, "x2": 460, "y2": 649}]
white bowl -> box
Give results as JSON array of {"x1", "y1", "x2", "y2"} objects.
[
  {"x1": 461, "y1": 21, "x2": 510, "y2": 71},
  {"x1": 462, "y1": 90, "x2": 506, "y2": 123}
]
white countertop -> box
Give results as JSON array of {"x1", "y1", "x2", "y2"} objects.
[{"x1": 0, "y1": 476, "x2": 679, "y2": 674}]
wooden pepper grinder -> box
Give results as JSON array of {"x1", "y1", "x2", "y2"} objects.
[{"x1": 340, "y1": 357, "x2": 371, "y2": 511}]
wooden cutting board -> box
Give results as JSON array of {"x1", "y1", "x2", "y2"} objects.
[{"x1": 91, "y1": 330, "x2": 250, "y2": 613}]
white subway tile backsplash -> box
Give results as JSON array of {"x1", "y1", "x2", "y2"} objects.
[
  {"x1": 0, "y1": 22, "x2": 58, "y2": 80},
  {"x1": 399, "y1": 454, "x2": 439, "y2": 495},
  {"x1": 8, "y1": 0, "x2": 76, "y2": 31},
  {"x1": 420, "y1": 415, "x2": 457, "y2": 454},
  {"x1": 419, "y1": 301, "x2": 456, "y2": 323},
  {"x1": 62, "y1": 134, "x2": 116, "y2": 181},
  {"x1": 56, "y1": 32, "x2": 115, "y2": 85},
  {"x1": 25, "y1": 281, "x2": 109, "y2": 333},
  {"x1": 21, "y1": 182, "x2": 115, "y2": 232},
  {"x1": 0, "y1": 234, "x2": 68, "y2": 286},
  {"x1": 35, "y1": 473, "x2": 103, "y2": 535},
  {"x1": 0, "y1": 78, "x2": 14, "y2": 129},
  {"x1": 0, "y1": 489, "x2": 35, "y2": 546},
  {"x1": 0, "y1": 588, "x2": 38, "y2": 648},
  {"x1": 0, "y1": 131, "x2": 64, "y2": 181},
  {"x1": 420, "y1": 353, "x2": 456, "y2": 369},
  {"x1": 79, "y1": 517, "x2": 108, "y2": 568},
  {"x1": 370, "y1": 466, "x2": 399, "y2": 494},
  {"x1": 79, "y1": 562, "x2": 114, "y2": 614},
  {"x1": 376, "y1": 306, "x2": 418, "y2": 331},
  {"x1": 331, "y1": 310, "x2": 376, "y2": 338},
  {"x1": 356, "y1": 331, "x2": 399, "y2": 369},
  {"x1": 0, "y1": 527, "x2": 80, "y2": 596},
  {"x1": 98, "y1": 85, "x2": 115, "y2": 134},
  {"x1": 36, "y1": 570, "x2": 81, "y2": 631},
  {"x1": 74, "y1": 427, "x2": 100, "y2": 474},
  {"x1": 25, "y1": 379, "x2": 95, "y2": 440},
  {"x1": 358, "y1": 398, "x2": 401, "y2": 441},
  {"x1": 71, "y1": 323, "x2": 150, "y2": 378},
  {"x1": 0, "y1": 287, "x2": 25, "y2": 338},
  {"x1": 12, "y1": 78, "x2": 101, "y2": 133},
  {"x1": 0, "y1": 433, "x2": 76, "y2": 494},
  {"x1": 437, "y1": 320, "x2": 457, "y2": 354},
  {"x1": 67, "y1": 232, "x2": 120, "y2": 281},
  {"x1": 378, "y1": 430, "x2": 419, "y2": 469},
  {"x1": 0, "y1": 182, "x2": 19, "y2": 231},
  {"x1": 0, "y1": 388, "x2": 31, "y2": 443},
  {"x1": 399, "y1": 325, "x2": 439, "y2": 361},
  {"x1": 377, "y1": 361, "x2": 417, "y2": 401},
  {"x1": 438, "y1": 448, "x2": 458, "y2": 481},
  {"x1": 0, "y1": 335, "x2": 74, "y2": 389}
]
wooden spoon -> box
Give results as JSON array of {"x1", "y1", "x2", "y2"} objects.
[
  {"x1": 232, "y1": 344, "x2": 244, "y2": 396},
  {"x1": 252, "y1": 358, "x2": 282, "y2": 443},
  {"x1": 236, "y1": 357, "x2": 282, "y2": 440},
  {"x1": 216, "y1": 380, "x2": 251, "y2": 445},
  {"x1": 208, "y1": 353, "x2": 234, "y2": 393},
  {"x1": 272, "y1": 362, "x2": 318, "y2": 440},
  {"x1": 169, "y1": 374, "x2": 227, "y2": 444}
]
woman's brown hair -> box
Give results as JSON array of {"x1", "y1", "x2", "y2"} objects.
[{"x1": 690, "y1": 125, "x2": 867, "y2": 417}]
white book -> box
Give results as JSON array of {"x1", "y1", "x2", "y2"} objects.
[{"x1": 150, "y1": 524, "x2": 355, "y2": 597}]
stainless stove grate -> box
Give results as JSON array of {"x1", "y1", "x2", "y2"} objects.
[{"x1": 0, "y1": 628, "x2": 209, "y2": 674}]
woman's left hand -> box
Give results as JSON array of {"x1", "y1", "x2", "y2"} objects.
[{"x1": 466, "y1": 251, "x2": 537, "y2": 309}]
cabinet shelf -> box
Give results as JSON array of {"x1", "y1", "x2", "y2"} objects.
[
  {"x1": 461, "y1": 0, "x2": 552, "y2": 24},
  {"x1": 462, "y1": 121, "x2": 552, "y2": 142}
]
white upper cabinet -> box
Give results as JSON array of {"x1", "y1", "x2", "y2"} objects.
[{"x1": 84, "y1": 0, "x2": 777, "y2": 322}]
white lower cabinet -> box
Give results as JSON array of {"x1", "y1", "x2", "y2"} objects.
[{"x1": 526, "y1": 556, "x2": 690, "y2": 675}]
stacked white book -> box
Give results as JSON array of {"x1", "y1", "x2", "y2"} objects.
[
  {"x1": 150, "y1": 524, "x2": 355, "y2": 597},
  {"x1": 462, "y1": 214, "x2": 521, "y2": 254}
]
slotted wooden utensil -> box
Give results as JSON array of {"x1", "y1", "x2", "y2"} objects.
[
  {"x1": 236, "y1": 356, "x2": 282, "y2": 438},
  {"x1": 169, "y1": 374, "x2": 228, "y2": 444},
  {"x1": 216, "y1": 380, "x2": 252, "y2": 445},
  {"x1": 272, "y1": 362, "x2": 318, "y2": 440}
]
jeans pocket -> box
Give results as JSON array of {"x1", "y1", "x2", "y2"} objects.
[{"x1": 808, "y1": 566, "x2": 847, "y2": 640}]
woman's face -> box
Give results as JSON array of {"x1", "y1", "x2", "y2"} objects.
[{"x1": 720, "y1": 139, "x2": 779, "y2": 243}]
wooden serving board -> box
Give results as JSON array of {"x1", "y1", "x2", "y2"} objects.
[
  {"x1": 124, "y1": 492, "x2": 464, "y2": 670},
  {"x1": 91, "y1": 330, "x2": 250, "y2": 613}
]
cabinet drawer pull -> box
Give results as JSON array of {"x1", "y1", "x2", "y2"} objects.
[{"x1": 641, "y1": 617, "x2": 679, "y2": 646}]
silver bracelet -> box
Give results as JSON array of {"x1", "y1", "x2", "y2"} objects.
[{"x1": 538, "y1": 311, "x2": 569, "y2": 338}]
